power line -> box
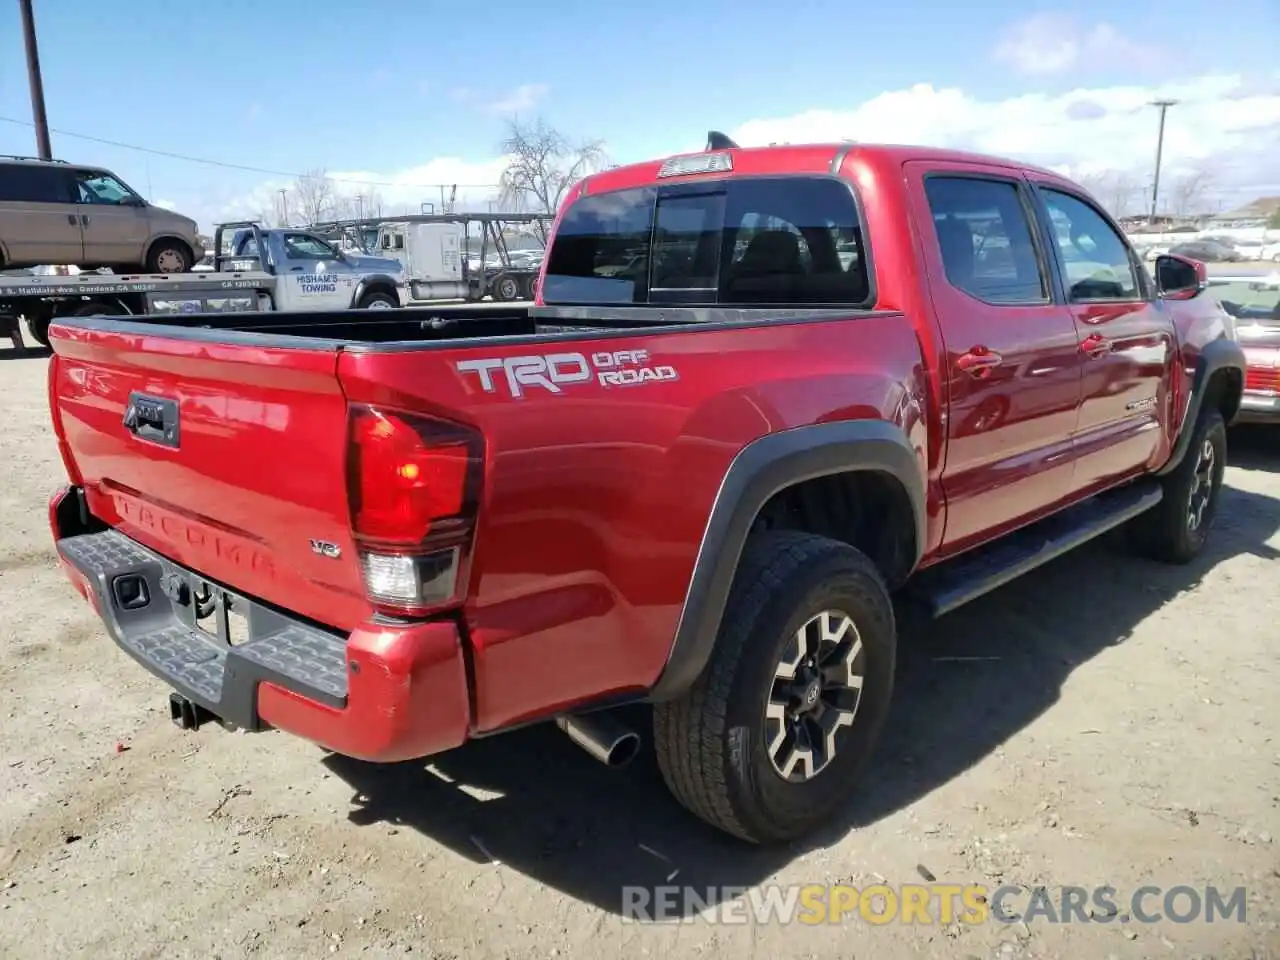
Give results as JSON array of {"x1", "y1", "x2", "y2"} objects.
[{"x1": 0, "y1": 114, "x2": 500, "y2": 191}]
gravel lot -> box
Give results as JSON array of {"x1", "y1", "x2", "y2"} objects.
[{"x1": 1, "y1": 346, "x2": 1277, "y2": 960}]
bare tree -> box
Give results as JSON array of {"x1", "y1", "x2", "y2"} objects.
[
  {"x1": 1101, "y1": 172, "x2": 1139, "y2": 219},
  {"x1": 497, "y1": 118, "x2": 606, "y2": 238},
  {"x1": 292, "y1": 169, "x2": 338, "y2": 225},
  {"x1": 1076, "y1": 170, "x2": 1139, "y2": 219},
  {"x1": 1168, "y1": 167, "x2": 1215, "y2": 218}
]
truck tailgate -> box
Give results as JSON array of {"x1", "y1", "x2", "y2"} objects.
[{"x1": 50, "y1": 325, "x2": 370, "y2": 631}]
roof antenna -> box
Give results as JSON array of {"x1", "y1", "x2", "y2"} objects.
[{"x1": 706, "y1": 130, "x2": 739, "y2": 150}]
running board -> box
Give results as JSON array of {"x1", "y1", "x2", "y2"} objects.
[{"x1": 908, "y1": 481, "x2": 1163, "y2": 618}]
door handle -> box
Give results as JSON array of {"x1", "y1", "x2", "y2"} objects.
[
  {"x1": 81, "y1": 215, "x2": 89, "y2": 226},
  {"x1": 67, "y1": 214, "x2": 77, "y2": 226},
  {"x1": 1080, "y1": 333, "x2": 1111, "y2": 357},
  {"x1": 956, "y1": 346, "x2": 1003, "y2": 379},
  {"x1": 289, "y1": 266, "x2": 304, "y2": 272}
]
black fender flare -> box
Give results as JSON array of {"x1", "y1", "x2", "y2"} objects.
[
  {"x1": 648, "y1": 420, "x2": 927, "y2": 701},
  {"x1": 350, "y1": 274, "x2": 402, "y2": 308},
  {"x1": 1155, "y1": 337, "x2": 1246, "y2": 477}
]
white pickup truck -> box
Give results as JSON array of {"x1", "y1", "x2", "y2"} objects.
[{"x1": 1, "y1": 222, "x2": 406, "y2": 347}]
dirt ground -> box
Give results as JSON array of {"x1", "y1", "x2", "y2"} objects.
[{"x1": 1, "y1": 344, "x2": 1277, "y2": 960}]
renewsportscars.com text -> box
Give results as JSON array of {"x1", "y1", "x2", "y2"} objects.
[{"x1": 621, "y1": 883, "x2": 1248, "y2": 925}]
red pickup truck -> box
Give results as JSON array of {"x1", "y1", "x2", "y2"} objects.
[{"x1": 47, "y1": 137, "x2": 1245, "y2": 844}]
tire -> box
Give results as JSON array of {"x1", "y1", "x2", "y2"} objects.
[
  {"x1": 27, "y1": 316, "x2": 51, "y2": 348},
  {"x1": 653, "y1": 530, "x2": 897, "y2": 843},
  {"x1": 144, "y1": 240, "x2": 192, "y2": 274},
  {"x1": 32, "y1": 301, "x2": 125, "y2": 346},
  {"x1": 1128, "y1": 407, "x2": 1227, "y2": 564},
  {"x1": 520, "y1": 273, "x2": 538, "y2": 301},
  {"x1": 357, "y1": 290, "x2": 397, "y2": 309},
  {"x1": 68, "y1": 302, "x2": 126, "y2": 318},
  {"x1": 492, "y1": 273, "x2": 520, "y2": 302}
]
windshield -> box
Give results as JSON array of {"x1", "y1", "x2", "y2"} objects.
[
  {"x1": 1209, "y1": 275, "x2": 1280, "y2": 333},
  {"x1": 541, "y1": 176, "x2": 872, "y2": 308}
]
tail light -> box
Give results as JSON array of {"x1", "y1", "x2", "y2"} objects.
[
  {"x1": 346, "y1": 404, "x2": 483, "y2": 616},
  {"x1": 1244, "y1": 368, "x2": 1279, "y2": 394},
  {"x1": 47, "y1": 353, "x2": 83, "y2": 485}
]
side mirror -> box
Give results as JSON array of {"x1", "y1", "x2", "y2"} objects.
[{"x1": 1154, "y1": 253, "x2": 1207, "y2": 300}]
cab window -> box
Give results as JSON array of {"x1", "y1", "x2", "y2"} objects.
[
  {"x1": 923, "y1": 176, "x2": 1048, "y2": 304},
  {"x1": 541, "y1": 176, "x2": 871, "y2": 308},
  {"x1": 1039, "y1": 189, "x2": 1141, "y2": 302},
  {"x1": 283, "y1": 234, "x2": 339, "y2": 260}
]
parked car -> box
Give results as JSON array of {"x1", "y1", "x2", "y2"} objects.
[
  {"x1": 45, "y1": 138, "x2": 1244, "y2": 844},
  {"x1": 1214, "y1": 276, "x2": 1280, "y2": 423},
  {"x1": 0, "y1": 155, "x2": 204, "y2": 273},
  {"x1": 1169, "y1": 240, "x2": 1245, "y2": 262}
]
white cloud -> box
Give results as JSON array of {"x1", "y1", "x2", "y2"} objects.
[
  {"x1": 993, "y1": 14, "x2": 1163, "y2": 76},
  {"x1": 447, "y1": 83, "x2": 549, "y2": 114},
  {"x1": 198, "y1": 156, "x2": 510, "y2": 231},
  {"x1": 487, "y1": 83, "x2": 550, "y2": 114},
  {"x1": 729, "y1": 72, "x2": 1280, "y2": 205}
]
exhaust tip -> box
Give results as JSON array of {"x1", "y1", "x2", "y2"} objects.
[
  {"x1": 606, "y1": 730, "x2": 641, "y2": 768},
  {"x1": 556, "y1": 713, "x2": 641, "y2": 769}
]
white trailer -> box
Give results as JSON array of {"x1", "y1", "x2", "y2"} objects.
[{"x1": 311, "y1": 212, "x2": 553, "y2": 304}]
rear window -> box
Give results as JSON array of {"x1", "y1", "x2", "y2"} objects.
[
  {"x1": 0, "y1": 164, "x2": 72, "y2": 203},
  {"x1": 541, "y1": 176, "x2": 871, "y2": 307}
]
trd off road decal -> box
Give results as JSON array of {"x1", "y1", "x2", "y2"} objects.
[{"x1": 456, "y1": 349, "x2": 679, "y2": 398}]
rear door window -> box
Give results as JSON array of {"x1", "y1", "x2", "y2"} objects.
[
  {"x1": 923, "y1": 176, "x2": 1048, "y2": 304},
  {"x1": 541, "y1": 176, "x2": 871, "y2": 307},
  {"x1": 0, "y1": 165, "x2": 73, "y2": 203}
]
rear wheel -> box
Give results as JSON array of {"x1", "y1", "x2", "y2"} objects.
[
  {"x1": 27, "y1": 316, "x2": 51, "y2": 348},
  {"x1": 33, "y1": 301, "x2": 126, "y2": 347},
  {"x1": 144, "y1": 240, "x2": 193, "y2": 274},
  {"x1": 492, "y1": 273, "x2": 520, "y2": 302},
  {"x1": 520, "y1": 273, "x2": 538, "y2": 300},
  {"x1": 653, "y1": 530, "x2": 897, "y2": 843},
  {"x1": 1128, "y1": 407, "x2": 1226, "y2": 563}
]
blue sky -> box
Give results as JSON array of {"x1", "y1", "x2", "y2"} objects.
[{"x1": 1, "y1": 0, "x2": 1276, "y2": 229}]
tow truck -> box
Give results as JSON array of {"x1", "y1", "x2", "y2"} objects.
[
  {"x1": 2, "y1": 221, "x2": 405, "y2": 347},
  {"x1": 310, "y1": 212, "x2": 552, "y2": 303}
]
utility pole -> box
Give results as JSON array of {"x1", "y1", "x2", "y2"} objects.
[
  {"x1": 18, "y1": 0, "x2": 53, "y2": 160},
  {"x1": 277, "y1": 188, "x2": 288, "y2": 226},
  {"x1": 1148, "y1": 99, "x2": 1178, "y2": 224}
]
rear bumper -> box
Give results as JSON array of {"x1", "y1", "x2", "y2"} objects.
[
  {"x1": 1236, "y1": 391, "x2": 1280, "y2": 423},
  {"x1": 50, "y1": 487, "x2": 470, "y2": 762}
]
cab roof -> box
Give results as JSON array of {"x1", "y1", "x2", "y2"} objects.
[{"x1": 579, "y1": 142, "x2": 1066, "y2": 196}]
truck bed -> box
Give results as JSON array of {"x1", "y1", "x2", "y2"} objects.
[{"x1": 54, "y1": 302, "x2": 869, "y2": 346}]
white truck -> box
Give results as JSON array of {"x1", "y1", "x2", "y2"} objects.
[
  {"x1": 1, "y1": 222, "x2": 406, "y2": 347},
  {"x1": 313, "y1": 213, "x2": 551, "y2": 304}
]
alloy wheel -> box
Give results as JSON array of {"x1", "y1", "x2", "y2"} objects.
[
  {"x1": 1187, "y1": 437, "x2": 1216, "y2": 531},
  {"x1": 764, "y1": 610, "x2": 866, "y2": 783}
]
